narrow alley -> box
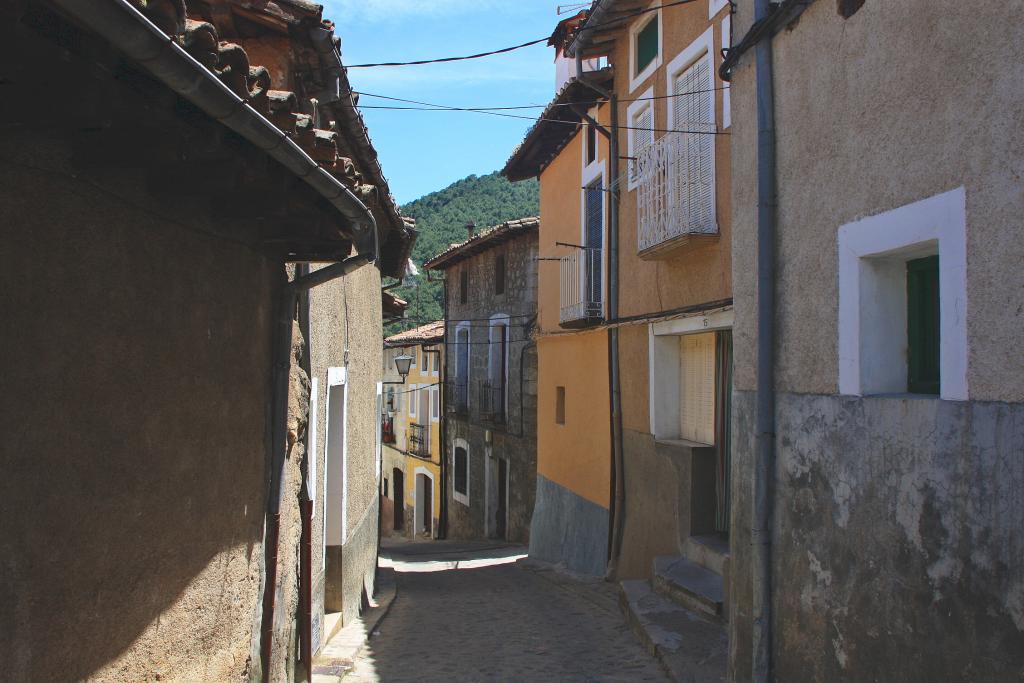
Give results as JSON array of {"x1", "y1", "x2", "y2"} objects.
[{"x1": 327, "y1": 542, "x2": 669, "y2": 682}]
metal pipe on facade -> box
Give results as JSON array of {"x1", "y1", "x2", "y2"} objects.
[
  {"x1": 574, "y1": 54, "x2": 625, "y2": 579},
  {"x1": 751, "y1": 0, "x2": 779, "y2": 679}
]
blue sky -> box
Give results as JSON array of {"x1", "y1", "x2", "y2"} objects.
[{"x1": 321, "y1": 0, "x2": 575, "y2": 204}]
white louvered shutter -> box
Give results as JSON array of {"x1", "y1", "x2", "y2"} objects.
[
  {"x1": 631, "y1": 105, "x2": 654, "y2": 184},
  {"x1": 679, "y1": 333, "x2": 716, "y2": 445},
  {"x1": 672, "y1": 53, "x2": 715, "y2": 233}
]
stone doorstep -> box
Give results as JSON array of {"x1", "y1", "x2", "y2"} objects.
[
  {"x1": 311, "y1": 568, "x2": 398, "y2": 683},
  {"x1": 682, "y1": 535, "x2": 730, "y2": 576},
  {"x1": 619, "y1": 580, "x2": 727, "y2": 683},
  {"x1": 652, "y1": 556, "x2": 724, "y2": 619}
]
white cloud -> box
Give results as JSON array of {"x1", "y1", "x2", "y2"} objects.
[{"x1": 323, "y1": 0, "x2": 507, "y2": 23}]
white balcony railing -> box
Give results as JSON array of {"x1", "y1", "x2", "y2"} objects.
[
  {"x1": 560, "y1": 247, "x2": 603, "y2": 324},
  {"x1": 636, "y1": 130, "x2": 717, "y2": 255}
]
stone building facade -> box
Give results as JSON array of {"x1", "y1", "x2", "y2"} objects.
[
  {"x1": 722, "y1": 0, "x2": 1024, "y2": 680},
  {"x1": 424, "y1": 219, "x2": 539, "y2": 544},
  {"x1": 0, "y1": 1, "x2": 412, "y2": 681}
]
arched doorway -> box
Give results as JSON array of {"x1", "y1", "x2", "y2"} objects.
[{"x1": 414, "y1": 469, "x2": 434, "y2": 538}]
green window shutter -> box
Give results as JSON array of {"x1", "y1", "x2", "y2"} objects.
[
  {"x1": 907, "y1": 255, "x2": 940, "y2": 394},
  {"x1": 636, "y1": 18, "x2": 658, "y2": 75}
]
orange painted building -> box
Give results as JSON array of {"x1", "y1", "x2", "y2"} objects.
[
  {"x1": 507, "y1": 0, "x2": 735, "y2": 597},
  {"x1": 503, "y1": 16, "x2": 615, "y2": 575}
]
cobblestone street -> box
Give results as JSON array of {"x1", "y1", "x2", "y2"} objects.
[{"x1": 343, "y1": 541, "x2": 666, "y2": 682}]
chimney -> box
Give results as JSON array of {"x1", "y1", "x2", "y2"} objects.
[{"x1": 466, "y1": 221, "x2": 476, "y2": 239}]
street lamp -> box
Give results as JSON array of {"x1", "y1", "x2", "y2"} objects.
[{"x1": 384, "y1": 354, "x2": 414, "y2": 385}]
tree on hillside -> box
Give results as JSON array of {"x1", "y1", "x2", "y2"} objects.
[{"x1": 386, "y1": 171, "x2": 539, "y2": 334}]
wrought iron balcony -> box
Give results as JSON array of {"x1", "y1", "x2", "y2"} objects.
[
  {"x1": 559, "y1": 247, "x2": 603, "y2": 327},
  {"x1": 635, "y1": 132, "x2": 718, "y2": 258},
  {"x1": 408, "y1": 422, "x2": 431, "y2": 458},
  {"x1": 446, "y1": 380, "x2": 469, "y2": 416},
  {"x1": 478, "y1": 380, "x2": 506, "y2": 423}
]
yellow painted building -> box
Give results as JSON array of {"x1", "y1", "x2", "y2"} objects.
[{"x1": 381, "y1": 322, "x2": 444, "y2": 539}]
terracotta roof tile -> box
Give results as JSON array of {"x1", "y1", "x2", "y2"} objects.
[
  {"x1": 423, "y1": 217, "x2": 539, "y2": 270},
  {"x1": 384, "y1": 320, "x2": 444, "y2": 346}
]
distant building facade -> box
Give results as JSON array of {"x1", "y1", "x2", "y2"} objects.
[
  {"x1": 424, "y1": 219, "x2": 540, "y2": 543},
  {"x1": 381, "y1": 322, "x2": 445, "y2": 540}
]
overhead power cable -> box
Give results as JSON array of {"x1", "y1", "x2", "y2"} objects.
[
  {"x1": 354, "y1": 92, "x2": 728, "y2": 136},
  {"x1": 347, "y1": 37, "x2": 550, "y2": 69},
  {"x1": 354, "y1": 85, "x2": 731, "y2": 112},
  {"x1": 346, "y1": 0, "x2": 701, "y2": 68}
]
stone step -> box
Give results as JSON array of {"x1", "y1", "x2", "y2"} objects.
[
  {"x1": 683, "y1": 534, "x2": 730, "y2": 576},
  {"x1": 619, "y1": 580, "x2": 727, "y2": 683},
  {"x1": 652, "y1": 556, "x2": 724, "y2": 619}
]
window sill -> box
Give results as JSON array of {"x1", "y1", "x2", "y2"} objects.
[{"x1": 453, "y1": 493, "x2": 469, "y2": 507}]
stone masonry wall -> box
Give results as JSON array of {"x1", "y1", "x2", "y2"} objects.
[{"x1": 444, "y1": 229, "x2": 538, "y2": 542}]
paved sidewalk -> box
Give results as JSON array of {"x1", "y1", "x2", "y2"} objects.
[{"x1": 343, "y1": 540, "x2": 666, "y2": 682}]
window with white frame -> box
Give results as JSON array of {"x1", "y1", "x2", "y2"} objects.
[
  {"x1": 627, "y1": 89, "x2": 655, "y2": 189},
  {"x1": 408, "y1": 383, "x2": 417, "y2": 419},
  {"x1": 649, "y1": 310, "x2": 734, "y2": 442},
  {"x1": 837, "y1": 187, "x2": 968, "y2": 400},
  {"x1": 431, "y1": 385, "x2": 440, "y2": 421},
  {"x1": 453, "y1": 439, "x2": 469, "y2": 505},
  {"x1": 629, "y1": 3, "x2": 661, "y2": 92},
  {"x1": 708, "y1": 0, "x2": 730, "y2": 19},
  {"x1": 665, "y1": 27, "x2": 717, "y2": 237}
]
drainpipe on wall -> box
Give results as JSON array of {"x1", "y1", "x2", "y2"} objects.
[
  {"x1": 263, "y1": 252, "x2": 373, "y2": 683},
  {"x1": 439, "y1": 275, "x2": 450, "y2": 539},
  {"x1": 750, "y1": 0, "x2": 778, "y2": 679},
  {"x1": 574, "y1": 55, "x2": 624, "y2": 579}
]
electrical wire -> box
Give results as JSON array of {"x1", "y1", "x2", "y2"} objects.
[
  {"x1": 354, "y1": 85, "x2": 730, "y2": 113},
  {"x1": 347, "y1": 37, "x2": 550, "y2": 69},
  {"x1": 345, "y1": 0, "x2": 702, "y2": 68},
  {"x1": 355, "y1": 94, "x2": 727, "y2": 136}
]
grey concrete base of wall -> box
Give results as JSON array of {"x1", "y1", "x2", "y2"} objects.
[
  {"x1": 325, "y1": 496, "x2": 379, "y2": 625},
  {"x1": 529, "y1": 474, "x2": 609, "y2": 576},
  {"x1": 729, "y1": 390, "x2": 1024, "y2": 682}
]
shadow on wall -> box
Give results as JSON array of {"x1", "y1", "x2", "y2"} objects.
[{"x1": 0, "y1": 165, "x2": 275, "y2": 681}]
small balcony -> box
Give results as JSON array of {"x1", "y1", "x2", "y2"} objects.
[
  {"x1": 408, "y1": 422, "x2": 431, "y2": 458},
  {"x1": 636, "y1": 132, "x2": 718, "y2": 259},
  {"x1": 446, "y1": 380, "x2": 469, "y2": 416},
  {"x1": 381, "y1": 415, "x2": 396, "y2": 444},
  {"x1": 478, "y1": 381, "x2": 506, "y2": 423},
  {"x1": 560, "y1": 247, "x2": 603, "y2": 328}
]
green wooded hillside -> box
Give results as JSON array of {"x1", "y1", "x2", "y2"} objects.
[{"x1": 387, "y1": 170, "x2": 539, "y2": 334}]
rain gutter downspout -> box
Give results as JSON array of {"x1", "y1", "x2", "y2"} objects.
[
  {"x1": 574, "y1": 55, "x2": 625, "y2": 580},
  {"x1": 718, "y1": 0, "x2": 781, "y2": 679},
  {"x1": 751, "y1": 0, "x2": 777, "y2": 674},
  {"x1": 47, "y1": 0, "x2": 380, "y2": 263},
  {"x1": 264, "y1": 252, "x2": 372, "y2": 681}
]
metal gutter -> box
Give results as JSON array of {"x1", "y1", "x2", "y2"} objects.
[
  {"x1": 564, "y1": 0, "x2": 613, "y2": 58},
  {"x1": 719, "y1": 0, "x2": 817, "y2": 82},
  {"x1": 47, "y1": 0, "x2": 378, "y2": 260},
  {"x1": 750, "y1": 0, "x2": 779, "y2": 680}
]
